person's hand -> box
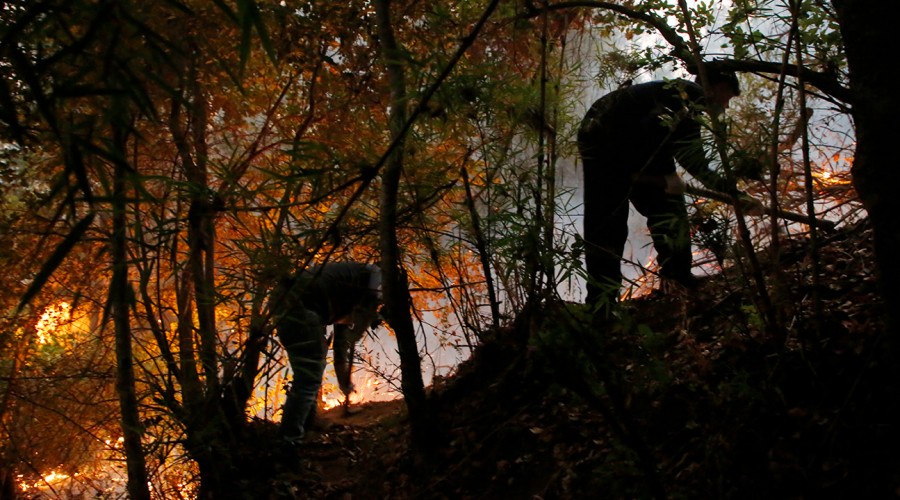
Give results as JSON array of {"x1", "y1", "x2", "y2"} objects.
[{"x1": 737, "y1": 193, "x2": 764, "y2": 216}]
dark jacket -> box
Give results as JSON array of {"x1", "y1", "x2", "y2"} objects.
[
  {"x1": 288, "y1": 262, "x2": 381, "y2": 325},
  {"x1": 578, "y1": 79, "x2": 731, "y2": 193}
]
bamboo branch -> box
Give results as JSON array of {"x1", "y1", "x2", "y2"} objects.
[{"x1": 686, "y1": 185, "x2": 836, "y2": 230}]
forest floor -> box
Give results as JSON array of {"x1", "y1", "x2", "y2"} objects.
[{"x1": 241, "y1": 219, "x2": 900, "y2": 499}]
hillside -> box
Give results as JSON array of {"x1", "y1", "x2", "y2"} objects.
[{"x1": 241, "y1": 220, "x2": 897, "y2": 499}]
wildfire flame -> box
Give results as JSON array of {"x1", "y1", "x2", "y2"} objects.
[
  {"x1": 18, "y1": 470, "x2": 74, "y2": 493},
  {"x1": 812, "y1": 168, "x2": 852, "y2": 187},
  {"x1": 623, "y1": 254, "x2": 660, "y2": 299},
  {"x1": 321, "y1": 371, "x2": 384, "y2": 410},
  {"x1": 35, "y1": 302, "x2": 72, "y2": 344}
]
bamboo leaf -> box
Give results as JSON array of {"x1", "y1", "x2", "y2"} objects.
[{"x1": 17, "y1": 212, "x2": 96, "y2": 313}]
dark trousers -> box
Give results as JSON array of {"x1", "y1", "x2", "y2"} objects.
[
  {"x1": 276, "y1": 308, "x2": 327, "y2": 439},
  {"x1": 581, "y1": 152, "x2": 692, "y2": 306}
]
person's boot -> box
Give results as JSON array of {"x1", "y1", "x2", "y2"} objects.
[{"x1": 661, "y1": 272, "x2": 702, "y2": 294}]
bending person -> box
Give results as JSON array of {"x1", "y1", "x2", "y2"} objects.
[
  {"x1": 577, "y1": 70, "x2": 761, "y2": 307},
  {"x1": 271, "y1": 262, "x2": 382, "y2": 440}
]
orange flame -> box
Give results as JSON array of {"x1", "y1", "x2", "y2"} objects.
[{"x1": 320, "y1": 371, "x2": 384, "y2": 410}]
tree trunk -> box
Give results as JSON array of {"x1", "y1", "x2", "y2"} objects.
[
  {"x1": 373, "y1": 0, "x2": 435, "y2": 455},
  {"x1": 170, "y1": 58, "x2": 238, "y2": 494},
  {"x1": 832, "y1": 0, "x2": 900, "y2": 339},
  {"x1": 831, "y1": 1, "x2": 900, "y2": 494},
  {"x1": 0, "y1": 466, "x2": 17, "y2": 499},
  {"x1": 111, "y1": 112, "x2": 151, "y2": 500},
  {"x1": 185, "y1": 417, "x2": 239, "y2": 499},
  {"x1": 461, "y1": 166, "x2": 501, "y2": 329},
  {"x1": 222, "y1": 297, "x2": 269, "y2": 426}
]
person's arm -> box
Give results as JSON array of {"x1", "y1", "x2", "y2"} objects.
[
  {"x1": 676, "y1": 134, "x2": 764, "y2": 214},
  {"x1": 333, "y1": 298, "x2": 381, "y2": 397},
  {"x1": 672, "y1": 118, "x2": 735, "y2": 195}
]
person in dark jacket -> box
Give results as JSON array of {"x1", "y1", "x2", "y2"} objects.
[
  {"x1": 577, "y1": 70, "x2": 759, "y2": 306},
  {"x1": 271, "y1": 262, "x2": 382, "y2": 440}
]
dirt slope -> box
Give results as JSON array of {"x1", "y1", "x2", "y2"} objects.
[{"x1": 245, "y1": 220, "x2": 897, "y2": 499}]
